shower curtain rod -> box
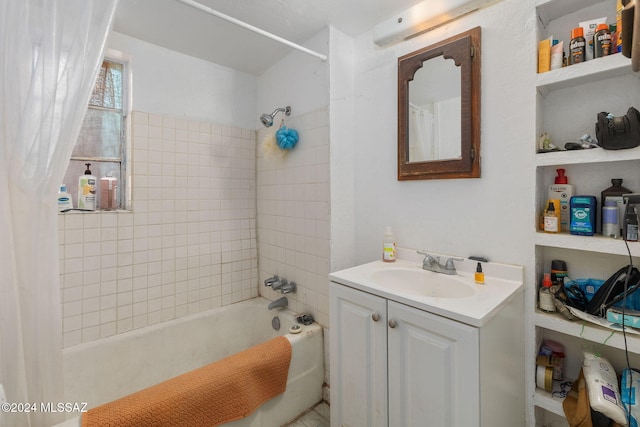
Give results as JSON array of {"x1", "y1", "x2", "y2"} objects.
[{"x1": 175, "y1": 0, "x2": 328, "y2": 62}]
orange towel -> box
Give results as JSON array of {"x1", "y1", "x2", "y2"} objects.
[{"x1": 82, "y1": 335, "x2": 292, "y2": 427}]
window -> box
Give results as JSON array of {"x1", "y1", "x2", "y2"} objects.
[{"x1": 62, "y1": 59, "x2": 128, "y2": 210}]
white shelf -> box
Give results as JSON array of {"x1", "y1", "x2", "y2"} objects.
[
  {"x1": 533, "y1": 385, "x2": 568, "y2": 417},
  {"x1": 535, "y1": 146, "x2": 640, "y2": 167},
  {"x1": 536, "y1": 54, "x2": 633, "y2": 96},
  {"x1": 535, "y1": 231, "x2": 640, "y2": 257},
  {"x1": 535, "y1": 0, "x2": 608, "y2": 26},
  {"x1": 535, "y1": 311, "x2": 640, "y2": 353}
]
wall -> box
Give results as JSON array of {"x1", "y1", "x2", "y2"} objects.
[
  {"x1": 59, "y1": 34, "x2": 259, "y2": 347},
  {"x1": 348, "y1": 0, "x2": 537, "y2": 271},
  {"x1": 107, "y1": 32, "x2": 257, "y2": 129},
  {"x1": 256, "y1": 28, "x2": 332, "y2": 326}
]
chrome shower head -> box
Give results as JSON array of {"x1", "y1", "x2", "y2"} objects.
[{"x1": 259, "y1": 106, "x2": 291, "y2": 127}]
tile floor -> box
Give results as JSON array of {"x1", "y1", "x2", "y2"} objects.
[{"x1": 283, "y1": 402, "x2": 330, "y2": 427}]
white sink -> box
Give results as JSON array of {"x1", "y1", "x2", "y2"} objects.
[
  {"x1": 329, "y1": 249, "x2": 524, "y2": 327},
  {"x1": 369, "y1": 268, "x2": 476, "y2": 298}
]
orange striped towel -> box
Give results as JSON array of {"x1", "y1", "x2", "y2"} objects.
[{"x1": 82, "y1": 335, "x2": 292, "y2": 427}]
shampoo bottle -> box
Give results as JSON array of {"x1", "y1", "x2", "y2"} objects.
[
  {"x1": 382, "y1": 226, "x2": 396, "y2": 262},
  {"x1": 548, "y1": 169, "x2": 574, "y2": 230},
  {"x1": 57, "y1": 184, "x2": 73, "y2": 211},
  {"x1": 78, "y1": 163, "x2": 96, "y2": 210}
]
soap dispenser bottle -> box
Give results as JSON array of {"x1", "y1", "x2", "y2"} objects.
[
  {"x1": 78, "y1": 163, "x2": 97, "y2": 210},
  {"x1": 548, "y1": 169, "x2": 574, "y2": 230},
  {"x1": 382, "y1": 226, "x2": 396, "y2": 263}
]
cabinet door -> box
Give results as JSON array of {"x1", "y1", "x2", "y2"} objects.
[
  {"x1": 387, "y1": 301, "x2": 479, "y2": 427},
  {"x1": 330, "y1": 283, "x2": 388, "y2": 427}
]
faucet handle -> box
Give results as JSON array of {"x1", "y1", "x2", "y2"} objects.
[
  {"x1": 444, "y1": 257, "x2": 464, "y2": 269},
  {"x1": 264, "y1": 275, "x2": 280, "y2": 286}
]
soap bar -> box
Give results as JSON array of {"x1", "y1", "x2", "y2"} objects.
[{"x1": 570, "y1": 196, "x2": 597, "y2": 236}]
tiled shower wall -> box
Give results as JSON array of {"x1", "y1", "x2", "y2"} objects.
[
  {"x1": 256, "y1": 107, "x2": 330, "y2": 326},
  {"x1": 58, "y1": 111, "x2": 258, "y2": 348}
]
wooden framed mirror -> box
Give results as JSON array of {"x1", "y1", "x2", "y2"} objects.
[{"x1": 398, "y1": 26, "x2": 481, "y2": 180}]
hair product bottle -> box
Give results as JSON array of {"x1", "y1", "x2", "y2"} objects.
[
  {"x1": 569, "y1": 27, "x2": 586, "y2": 64},
  {"x1": 78, "y1": 163, "x2": 96, "y2": 210},
  {"x1": 99, "y1": 171, "x2": 118, "y2": 210}
]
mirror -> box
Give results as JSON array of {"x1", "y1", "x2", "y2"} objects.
[{"x1": 398, "y1": 26, "x2": 481, "y2": 180}]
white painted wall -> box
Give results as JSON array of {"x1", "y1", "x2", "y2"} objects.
[
  {"x1": 347, "y1": 0, "x2": 538, "y2": 271},
  {"x1": 107, "y1": 32, "x2": 257, "y2": 129}
]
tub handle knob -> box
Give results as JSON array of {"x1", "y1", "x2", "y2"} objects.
[
  {"x1": 371, "y1": 313, "x2": 380, "y2": 322},
  {"x1": 388, "y1": 319, "x2": 398, "y2": 329}
]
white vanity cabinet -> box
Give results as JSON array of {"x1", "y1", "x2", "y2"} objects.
[{"x1": 330, "y1": 272, "x2": 523, "y2": 427}]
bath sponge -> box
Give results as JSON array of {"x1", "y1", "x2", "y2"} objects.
[{"x1": 276, "y1": 126, "x2": 299, "y2": 150}]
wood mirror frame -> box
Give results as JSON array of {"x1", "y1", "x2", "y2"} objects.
[{"x1": 398, "y1": 26, "x2": 481, "y2": 180}]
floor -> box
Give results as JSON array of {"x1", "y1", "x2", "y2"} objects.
[{"x1": 283, "y1": 402, "x2": 330, "y2": 427}]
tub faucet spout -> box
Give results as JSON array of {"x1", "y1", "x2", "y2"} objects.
[{"x1": 268, "y1": 297, "x2": 288, "y2": 310}]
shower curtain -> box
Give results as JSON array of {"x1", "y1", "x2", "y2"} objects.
[
  {"x1": 409, "y1": 103, "x2": 435, "y2": 161},
  {"x1": 0, "y1": 1, "x2": 117, "y2": 426}
]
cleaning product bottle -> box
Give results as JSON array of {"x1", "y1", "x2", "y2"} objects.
[
  {"x1": 549, "y1": 169, "x2": 574, "y2": 230},
  {"x1": 544, "y1": 200, "x2": 560, "y2": 233},
  {"x1": 474, "y1": 262, "x2": 485, "y2": 284},
  {"x1": 601, "y1": 178, "x2": 632, "y2": 235},
  {"x1": 382, "y1": 226, "x2": 396, "y2": 263},
  {"x1": 57, "y1": 184, "x2": 73, "y2": 211},
  {"x1": 78, "y1": 163, "x2": 96, "y2": 210}
]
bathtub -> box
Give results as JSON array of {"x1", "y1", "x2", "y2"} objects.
[{"x1": 53, "y1": 297, "x2": 324, "y2": 427}]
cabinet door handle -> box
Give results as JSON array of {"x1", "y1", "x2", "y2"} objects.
[
  {"x1": 371, "y1": 313, "x2": 380, "y2": 322},
  {"x1": 388, "y1": 319, "x2": 398, "y2": 328}
]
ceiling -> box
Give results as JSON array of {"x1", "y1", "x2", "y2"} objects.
[{"x1": 113, "y1": 0, "x2": 422, "y2": 75}]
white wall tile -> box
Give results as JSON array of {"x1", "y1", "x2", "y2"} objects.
[{"x1": 59, "y1": 111, "x2": 257, "y2": 347}]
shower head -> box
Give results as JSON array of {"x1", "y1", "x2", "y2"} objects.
[{"x1": 260, "y1": 106, "x2": 291, "y2": 127}]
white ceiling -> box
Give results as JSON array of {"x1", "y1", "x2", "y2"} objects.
[{"x1": 113, "y1": 0, "x2": 422, "y2": 75}]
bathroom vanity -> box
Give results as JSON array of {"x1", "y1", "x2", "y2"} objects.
[{"x1": 329, "y1": 249, "x2": 524, "y2": 427}]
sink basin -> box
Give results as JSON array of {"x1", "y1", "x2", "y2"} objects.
[{"x1": 369, "y1": 268, "x2": 476, "y2": 298}]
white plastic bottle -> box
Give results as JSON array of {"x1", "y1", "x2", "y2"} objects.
[
  {"x1": 57, "y1": 184, "x2": 73, "y2": 211},
  {"x1": 383, "y1": 226, "x2": 396, "y2": 262},
  {"x1": 78, "y1": 163, "x2": 97, "y2": 210}
]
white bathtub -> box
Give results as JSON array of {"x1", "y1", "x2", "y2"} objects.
[{"x1": 54, "y1": 297, "x2": 324, "y2": 427}]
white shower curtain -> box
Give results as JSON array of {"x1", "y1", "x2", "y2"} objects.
[
  {"x1": 409, "y1": 103, "x2": 435, "y2": 161},
  {"x1": 0, "y1": 1, "x2": 117, "y2": 426}
]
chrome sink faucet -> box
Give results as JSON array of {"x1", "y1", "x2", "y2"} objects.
[{"x1": 417, "y1": 251, "x2": 463, "y2": 275}]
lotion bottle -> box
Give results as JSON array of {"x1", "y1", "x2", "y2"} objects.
[
  {"x1": 382, "y1": 226, "x2": 396, "y2": 262},
  {"x1": 57, "y1": 184, "x2": 73, "y2": 211},
  {"x1": 548, "y1": 169, "x2": 574, "y2": 230},
  {"x1": 78, "y1": 163, "x2": 96, "y2": 210}
]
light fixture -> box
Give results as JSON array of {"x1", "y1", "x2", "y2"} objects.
[{"x1": 372, "y1": 0, "x2": 501, "y2": 47}]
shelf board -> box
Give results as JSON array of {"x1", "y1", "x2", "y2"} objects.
[
  {"x1": 535, "y1": 231, "x2": 640, "y2": 257},
  {"x1": 535, "y1": 0, "x2": 607, "y2": 27},
  {"x1": 535, "y1": 311, "x2": 640, "y2": 353},
  {"x1": 535, "y1": 146, "x2": 640, "y2": 167},
  {"x1": 536, "y1": 54, "x2": 632, "y2": 96},
  {"x1": 533, "y1": 386, "x2": 567, "y2": 417}
]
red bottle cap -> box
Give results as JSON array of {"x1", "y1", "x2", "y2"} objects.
[{"x1": 555, "y1": 168, "x2": 568, "y2": 184}]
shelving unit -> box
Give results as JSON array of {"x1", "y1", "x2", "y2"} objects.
[{"x1": 531, "y1": 0, "x2": 640, "y2": 425}]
